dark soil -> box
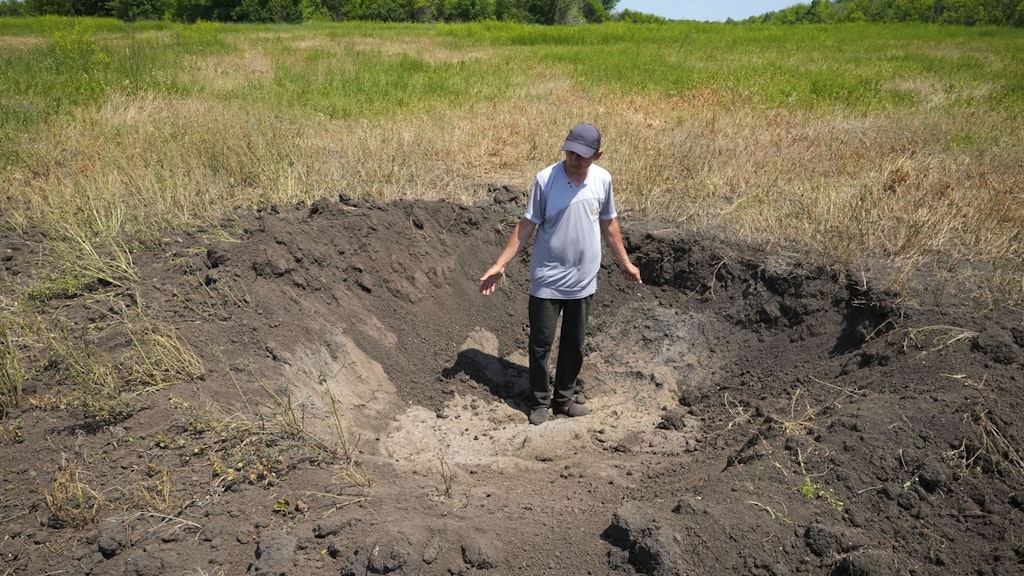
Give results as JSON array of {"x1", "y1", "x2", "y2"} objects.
[{"x1": 2, "y1": 188, "x2": 1023, "y2": 576}]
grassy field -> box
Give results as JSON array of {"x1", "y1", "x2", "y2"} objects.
[
  {"x1": 1, "y1": 17, "x2": 1022, "y2": 302},
  {"x1": 0, "y1": 19, "x2": 1019, "y2": 278}
]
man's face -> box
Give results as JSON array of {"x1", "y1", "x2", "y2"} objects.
[{"x1": 564, "y1": 150, "x2": 602, "y2": 172}]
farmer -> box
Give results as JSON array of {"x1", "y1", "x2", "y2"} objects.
[{"x1": 479, "y1": 123, "x2": 643, "y2": 425}]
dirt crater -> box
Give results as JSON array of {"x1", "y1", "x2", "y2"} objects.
[{"x1": 2, "y1": 190, "x2": 1023, "y2": 576}]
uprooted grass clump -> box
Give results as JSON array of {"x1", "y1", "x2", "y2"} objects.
[
  {"x1": 43, "y1": 457, "x2": 103, "y2": 529},
  {"x1": 946, "y1": 409, "x2": 1024, "y2": 479},
  {"x1": 7, "y1": 291, "x2": 203, "y2": 427}
]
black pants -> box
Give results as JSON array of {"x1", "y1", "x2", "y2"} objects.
[{"x1": 528, "y1": 295, "x2": 591, "y2": 409}]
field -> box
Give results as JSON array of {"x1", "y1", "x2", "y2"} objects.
[{"x1": 1, "y1": 18, "x2": 1023, "y2": 576}]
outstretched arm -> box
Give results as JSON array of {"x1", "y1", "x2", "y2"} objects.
[
  {"x1": 600, "y1": 218, "x2": 642, "y2": 284},
  {"x1": 479, "y1": 217, "x2": 537, "y2": 296}
]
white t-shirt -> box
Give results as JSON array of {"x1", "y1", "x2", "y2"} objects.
[{"x1": 524, "y1": 161, "x2": 617, "y2": 299}]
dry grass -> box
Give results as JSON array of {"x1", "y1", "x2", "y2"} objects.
[
  {"x1": 5, "y1": 68, "x2": 1021, "y2": 306},
  {"x1": 970, "y1": 409, "x2": 1024, "y2": 477},
  {"x1": 3, "y1": 293, "x2": 204, "y2": 424},
  {"x1": 0, "y1": 315, "x2": 23, "y2": 418},
  {"x1": 771, "y1": 388, "x2": 818, "y2": 436},
  {"x1": 43, "y1": 457, "x2": 103, "y2": 529},
  {"x1": 903, "y1": 324, "x2": 979, "y2": 355}
]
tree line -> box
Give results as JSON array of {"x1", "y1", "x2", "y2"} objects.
[
  {"x1": 755, "y1": 0, "x2": 1024, "y2": 26},
  {"x1": 0, "y1": 0, "x2": 636, "y2": 23},
  {"x1": 0, "y1": 0, "x2": 1020, "y2": 25}
]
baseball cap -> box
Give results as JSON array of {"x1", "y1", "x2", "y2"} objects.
[{"x1": 561, "y1": 123, "x2": 602, "y2": 158}]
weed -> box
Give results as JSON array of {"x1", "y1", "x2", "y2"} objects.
[
  {"x1": 0, "y1": 419, "x2": 23, "y2": 443},
  {"x1": 794, "y1": 446, "x2": 844, "y2": 511},
  {"x1": 257, "y1": 381, "x2": 304, "y2": 438},
  {"x1": 22, "y1": 273, "x2": 94, "y2": 302},
  {"x1": 0, "y1": 317, "x2": 23, "y2": 418},
  {"x1": 123, "y1": 315, "x2": 205, "y2": 390},
  {"x1": 42, "y1": 457, "x2": 102, "y2": 529},
  {"x1": 944, "y1": 439, "x2": 981, "y2": 479},
  {"x1": 747, "y1": 500, "x2": 793, "y2": 525},
  {"x1": 437, "y1": 456, "x2": 455, "y2": 499},
  {"x1": 799, "y1": 476, "x2": 845, "y2": 511},
  {"x1": 7, "y1": 292, "x2": 202, "y2": 426},
  {"x1": 322, "y1": 369, "x2": 361, "y2": 464},
  {"x1": 58, "y1": 233, "x2": 140, "y2": 289},
  {"x1": 137, "y1": 469, "x2": 177, "y2": 513},
  {"x1": 966, "y1": 409, "x2": 1024, "y2": 477},
  {"x1": 50, "y1": 20, "x2": 108, "y2": 76},
  {"x1": 771, "y1": 388, "x2": 818, "y2": 436},
  {"x1": 307, "y1": 367, "x2": 372, "y2": 487},
  {"x1": 903, "y1": 325, "x2": 979, "y2": 355},
  {"x1": 724, "y1": 392, "x2": 752, "y2": 430},
  {"x1": 44, "y1": 327, "x2": 136, "y2": 425}
]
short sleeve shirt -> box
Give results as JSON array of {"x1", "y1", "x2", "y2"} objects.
[{"x1": 524, "y1": 161, "x2": 617, "y2": 299}]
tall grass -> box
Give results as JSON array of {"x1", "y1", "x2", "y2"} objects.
[{"x1": 0, "y1": 18, "x2": 1022, "y2": 304}]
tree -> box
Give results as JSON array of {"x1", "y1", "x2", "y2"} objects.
[
  {"x1": 234, "y1": 0, "x2": 303, "y2": 22},
  {"x1": 166, "y1": 0, "x2": 238, "y2": 22},
  {"x1": 106, "y1": 0, "x2": 166, "y2": 20},
  {"x1": 615, "y1": 8, "x2": 665, "y2": 22},
  {"x1": 579, "y1": 0, "x2": 609, "y2": 22},
  {"x1": 25, "y1": 0, "x2": 75, "y2": 15},
  {"x1": 0, "y1": 0, "x2": 27, "y2": 15},
  {"x1": 807, "y1": 0, "x2": 832, "y2": 21},
  {"x1": 448, "y1": 0, "x2": 495, "y2": 21}
]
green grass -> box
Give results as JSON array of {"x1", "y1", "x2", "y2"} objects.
[
  {"x1": 438, "y1": 21, "x2": 1023, "y2": 111},
  {"x1": 2, "y1": 19, "x2": 1019, "y2": 130}
]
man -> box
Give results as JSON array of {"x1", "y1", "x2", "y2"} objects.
[{"x1": 479, "y1": 123, "x2": 643, "y2": 425}]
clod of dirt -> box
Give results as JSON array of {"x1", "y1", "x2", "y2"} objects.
[{"x1": 832, "y1": 547, "x2": 897, "y2": 576}]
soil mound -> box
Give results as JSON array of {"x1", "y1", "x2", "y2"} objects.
[{"x1": 2, "y1": 190, "x2": 1023, "y2": 576}]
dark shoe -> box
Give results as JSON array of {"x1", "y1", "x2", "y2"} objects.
[
  {"x1": 573, "y1": 378, "x2": 587, "y2": 405},
  {"x1": 528, "y1": 406, "x2": 550, "y2": 425},
  {"x1": 553, "y1": 402, "x2": 590, "y2": 418}
]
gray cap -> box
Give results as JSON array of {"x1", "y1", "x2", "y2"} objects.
[{"x1": 561, "y1": 123, "x2": 601, "y2": 158}]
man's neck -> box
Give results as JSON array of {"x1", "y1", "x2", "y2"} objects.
[{"x1": 563, "y1": 161, "x2": 588, "y2": 186}]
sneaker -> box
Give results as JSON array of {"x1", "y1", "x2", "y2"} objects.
[
  {"x1": 528, "y1": 406, "x2": 550, "y2": 425},
  {"x1": 553, "y1": 402, "x2": 590, "y2": 418}
]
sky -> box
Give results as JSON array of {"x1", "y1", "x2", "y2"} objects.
[{"x1": 614, "y1": 1, "x2": 800, "y2": 22}]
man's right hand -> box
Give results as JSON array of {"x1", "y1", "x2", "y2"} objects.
[
  {"x1": 479, "y1": 218, "x2": 535, "y2": 296},
  {"x1": 479, "y1": 265, "x2": 505, "y2": 296}
]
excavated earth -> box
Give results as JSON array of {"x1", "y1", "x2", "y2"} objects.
[{"x1": 2, "y1": 187, "x2": 1023, "y2": 576}]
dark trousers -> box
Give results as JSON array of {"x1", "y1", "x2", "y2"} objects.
[{"x1": 528, "y1": 295, "x2": 591, "y2": 409}]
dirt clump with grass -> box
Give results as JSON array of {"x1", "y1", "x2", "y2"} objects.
[{"x1": 2, "y1": 189, "x2": 1023, "y2": 576}]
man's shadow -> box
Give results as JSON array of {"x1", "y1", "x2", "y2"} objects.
[{"x1": 441, "y1": 349, "x2": 531, "y2": 415}]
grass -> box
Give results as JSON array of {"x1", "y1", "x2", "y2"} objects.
[
  {"x1": 771, "y1": 388, "x2": 818, "y2": 436},
  {"x1": 0, "y1": 19, "x2": 1019, "y2": 309},
  {"x1": 43, "y1": 456, "x2": 102, "y2": 529},
  {"x1": 4, "y1": 291, "x2": 204, "y2": 425},
  {"x1": 903, "y1": 324, "x2": 980, "y2": 355},
  {"x1": 2, "y1": 21, "x2": 1024, "y2": 280},
  {"x1": 0, "y1": 316, "x2": 22, "y2": 418},
  {"x1": 968, "y1": 409, "x2": 1024, "y2": 477}
]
